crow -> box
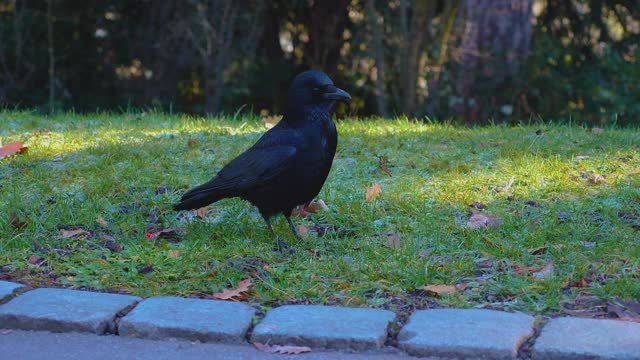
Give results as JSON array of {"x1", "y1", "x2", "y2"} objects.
[{"x1": 174, "y1": 70, "x2": 351, "y2": 239}]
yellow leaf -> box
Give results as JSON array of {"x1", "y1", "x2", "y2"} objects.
[
  {"x1": 96, "y1": 216, "x2": 108, "y2": 227},
  {"x1": 365, "y1": 183, "x2": 382, "y2": 202},
  {"x1": 168, "y1": 250, "x2": 180, "y2": 258},
  {"x1": 196, "y1": 207, "x2": 208, "y2": 218}
]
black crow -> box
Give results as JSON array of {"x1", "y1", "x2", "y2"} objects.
[{"x1": 174, "y1": 70, "x2": 351, "y2": 238}]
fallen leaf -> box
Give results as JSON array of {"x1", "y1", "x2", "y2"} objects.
[
  {"x1": 212, "y1": 278, "x2": 252, "y2": 300},
  {"x1": 365, "y1": 183, "x2": 382, "y2": 202},
  {"x1": 96, "y1": 216, "x2": 108, "y2": 227},
  {"x1": 168, "y1": 249, "x2": 180, "y2": 258},
  {"x1": 0, "y1": 141, "x2": 28, "y2": 160},
  {"x1": 8, "y1": 212, "x2": 28, "y2": 229},
  {"x1": 61, "y1": 229, "x2": 90, "y2": 238},
  {"x1": 378, "y1": 154, "x2": 392, "y2": 177},
  {"x1": 528, "y1": 246, "x2": 548, "y2": 255},
  {"x1": 532, "y1": 264, "x2": 554, "y2": 280},
  {"x1": 470, "y1": 201, "x2": 487, "y2": 210},
  {"x1": 261, "y1": 115, "x2": 283, "y2": 129},
  {"x1": 253, "y1": 342, "x2": 312, "y2": 354},
  {"x1": 297, "y1": 224, "x2": 309, "y2": 239},
  {"x1": 100, "y1": 236, "x2": 123, "y2": 252},
  {"x1": 591, "y1": 127, "x2": 604, "y2": 134},
  {"x1": 424, "y1": 284, "x2": 457, "y2": 296},
  {"x1": 385, "y1": 233, "x2": 401, "y2": 248},
  {"x1": 467, "y1": 207, "x2": 501, "y2": 229},
  {"x1": 292, "y1": 200, "x2": 329, "y2": 217},
  {"x1": 196, "y1": 207, "x2": 208, "y2": 218},
  {"x1": 137, "y1": 264, "x2": 154, "y2": 274},
  {"x1": 591, "y1": 174, "x2": 606, "y2": 184},
  {"x1": 28, "y1": 255, "x2": 44, "y2": 265},
  {"x1": 187, "y1": 138, "x2": 199, "y2": 147},
  {"x1": 306, "y1": 199, "x2": 329, "y2": 212},
  {"x1": 145, "y1": 228, "x2": 180, "y2": 241}
]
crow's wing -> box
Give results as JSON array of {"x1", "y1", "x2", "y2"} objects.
[
  {"x1": 212, "y1": 144, "x2": 297, "y2": 193},
  {"x1": 181, "y1": 127, "x2": 301, "y2": 199}
]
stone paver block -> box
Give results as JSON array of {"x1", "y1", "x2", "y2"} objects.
[
  {"x1": 0, "y1": 288, "x2": 140, "y2": 334},
  {"x1": 533, "y1": 317, "x2": 640, "y2": 360},
  {"x1": 119, "y1": 296, "x2": 255, "y2": 343},
  {"x1": 251, "y1": 305, "x2": 396, "y2": 351},
  {"x1": 398, "y1": 309, "x2": 535, "y2": 359},
  {"x1": 0, "y1": 281, "x2": 25, "y2": 301}
]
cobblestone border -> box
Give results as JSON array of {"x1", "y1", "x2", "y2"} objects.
[{"x1": 1, "y1": 282, "x2": 638, "y2": 359}]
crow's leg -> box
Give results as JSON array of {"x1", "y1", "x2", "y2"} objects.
[
  {"x1": 261, "y1": 212, "x2": 288, "y2": 250},
  {"x1": 262, "y1": 216, "x2": 276, "y2": 238},
  {"x1": 285, "y1": 214, "x2": 299, "y2": 237}
]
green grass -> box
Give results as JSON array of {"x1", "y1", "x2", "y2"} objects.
[{"x1": 1, "y1": 111, "x2": 639, "y2": 316}]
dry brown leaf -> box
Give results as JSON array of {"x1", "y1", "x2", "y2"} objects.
[
  {"x1": 168, "y1": 249, "x2": 180, "y2": 258},
  {"x1": 591, "y1": 127, "x2": 604, "y2": 134},
  {"x1": 187, "y1": 138, "x2": 199, "y2": 147},
  {"x1": 261, "y1": 115, "x2": 283, "y2": 129},
  {"x1": 385, "y1": 233, "x2": 401, "y2": 248},
  {"x1": 137, "y1": 264, "x2": 154, "y2": 274},
  {"x1": 528, "y1": 246, "x2": 549, "y2": 255},
  {"x1": 212, "y1": 278, "x2": 253, "y2": 300},
  {"x1": 0, "y1": 141, "x2": 28, "y2": 160},
  {"x1": 365, "y1": 183, "x2": 382, "y2": 202},
  {"x1": 61, "y1": 229, "x2": 90, "y2": 238},
  {"x1": 96, "y1": 216, "x2": 108, "y2": 227},
  {"x1": 297, "y1": 224, "x2": 309, "y2": 239},
  {"x1": 253, "y1": 342, "x2": 312, "y2": 354},
  {"x1": 292, "y1": 200, "x2": 329, "y2": 217},
  {"x1": 467, "y1": 207, "x2": 502, "y2": 229},
  {"x1": 424, "y1": 284, "x2": 457, "y2": 295},
  {"x1": 306, "y1": 199, "x2": 329, "y2": 213},
  {"x1": 8, "y1": 212, "x2": 28, "y2": 229},
  {"x1": 378, "y1": 154, "x2": 392, "y2": 177},
  {"x1": 28, "y1": 255, "x2": 43, "y2": 265},
  {"x1": 533, "y1": 264, "x2": 554, "y2": 280},
  {"x1": 146, "y1": 228, "x2": 180, "y2": 240},
  {"x1": 196, "y1": 207, "x2": 208, "y2": 218},
  {"x1": 591, "y1": 174, "x2": 607, "y2": 184}
]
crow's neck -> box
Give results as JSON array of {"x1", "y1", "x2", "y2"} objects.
[{"x1": 284, "y1": 104, "x2": 332, "y2": 127}]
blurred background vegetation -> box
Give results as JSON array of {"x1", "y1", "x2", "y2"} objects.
[{"x1": 0, "y1": 0, "x2": 638, "y2": 125}]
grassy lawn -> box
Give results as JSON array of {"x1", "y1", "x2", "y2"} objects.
[{"x1": 1, "y1": 111, "x2": 639, "y2": 317}]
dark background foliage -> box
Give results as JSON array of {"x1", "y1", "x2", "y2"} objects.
[{"x1": 0, "y1": 0, "x2": 638, "y2": 125}]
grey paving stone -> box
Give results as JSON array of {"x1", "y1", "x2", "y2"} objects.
[
  {"x1": 0, "y1": 288, "x2": 140, "y2": 334},
  {"x1": 533, "y1": 317, "x2": 640, "y2": 360},
  {"x1": 119, "y1": 296, "x2": 256, "y2": 343},
  {"x1": 251, "y1": 305, "x2": 396, "y2": 351},
  {"x1": 398, "y1": 309, "x2": 535, "y2": 359},
  {"x1": 0, "y1": 281, "x2": 25, "y2": 301}
]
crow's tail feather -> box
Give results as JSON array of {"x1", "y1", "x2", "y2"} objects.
[{"x1": 173, "y1": 181, "x2": 234, "y2": 211}]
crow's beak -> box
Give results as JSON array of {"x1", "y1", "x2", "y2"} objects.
[{"x1": 322, "y1": 87, "x2": 351, "y2": 101}]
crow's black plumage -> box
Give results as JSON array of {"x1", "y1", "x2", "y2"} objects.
[{"x1": 174, "y1": 70, "x2": 350, "y2": 238}]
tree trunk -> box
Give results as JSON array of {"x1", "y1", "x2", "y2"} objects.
[
  {"x1": 452, "y1": 0, "x2": 534, "y2": 124},
  {"x1": 300, "y1": 0, "x2": 350, "y2": 78},
  {"x1": 401, "y1": 0, "x2": 435, "y2": 116},
  {"x1": 366, "y1": 0, "x2": 388, "y2": 117},
  {"x1": 47, "y1": 0, "x2": 55, "y2": 113}
]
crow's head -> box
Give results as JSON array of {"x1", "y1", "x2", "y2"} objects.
[{"x1": 286, "y1": 70, "x2": 351, "y2": 114}]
